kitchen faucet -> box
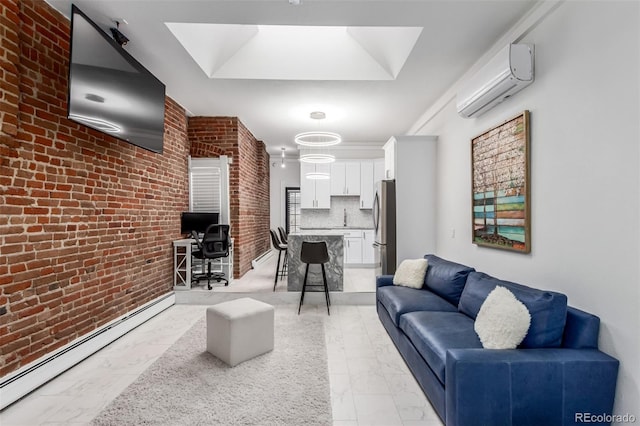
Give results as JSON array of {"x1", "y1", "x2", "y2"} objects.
[{"x1": 343, "y1": 208, "x2": 347, "y2": 227}]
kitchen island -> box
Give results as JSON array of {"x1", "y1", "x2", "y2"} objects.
[{"x1": 287, "y1": 233, "x2": 344, "y2": 291}]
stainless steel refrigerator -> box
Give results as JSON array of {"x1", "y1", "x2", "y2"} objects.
[{"x1": 373, "y1": 179, "x2": 396, "y2": 276}]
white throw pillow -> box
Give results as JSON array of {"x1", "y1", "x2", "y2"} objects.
[
  {"x1": 474, "y1": 286, "x2": 531, "y2": 349},
  {"x1": 393, "y1": 259, "x2": 428, "y2": 289}
]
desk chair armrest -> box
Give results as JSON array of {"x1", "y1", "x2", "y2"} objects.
[{"x1": 191, "y1": 230, "x2": 203, "y2": 249}]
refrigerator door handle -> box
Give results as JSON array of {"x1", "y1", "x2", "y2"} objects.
[{"x1": 373, "y1": 192, "x2": 380, "y2": 232}]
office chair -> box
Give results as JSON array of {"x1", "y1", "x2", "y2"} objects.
[{"x1": 192, "y1": 224, "x2": 231, "y2": 290}]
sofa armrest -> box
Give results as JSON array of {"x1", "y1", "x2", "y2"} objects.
[
  {"x1": 445, "y1": 348, "x2": 619, "y2": 426},
  {"x1": 376, "y1": 275, "x2": 394, "y2": 288}
]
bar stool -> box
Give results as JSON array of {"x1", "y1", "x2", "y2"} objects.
[
  {"x1": 269, "y1": 229, "x2": 287, "y2": 291},
  {"x1": 298, "y1": 241, "x2": 331, "y2": 315},
  {"x1": 277, "y1": 226, "x2": 288, "y2": 244}
]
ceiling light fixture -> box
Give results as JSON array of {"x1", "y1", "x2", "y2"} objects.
[
  {"x1": 306, "y1": 172, "x2": 330, "y2": 180},
  {"x1": 300, "y1": 153, "x2": 335, "y2": 164},
  {"x1": 280, "y1": 147, "x2": 286, "y2": 168},
  {"x1": 294, "y1": 131, "x2": 342, "y2": 147},
  {"x1": 310, "y1": 111, "x2": 326, "y2": 120}
]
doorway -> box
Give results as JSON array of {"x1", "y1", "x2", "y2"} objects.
[{"x1": 285, "y1": 187, "x2": 300, "y2": 234}]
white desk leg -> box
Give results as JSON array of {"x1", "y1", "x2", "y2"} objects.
[{"x1": 173, "y1": 242, "x2": 192, "y2": 290}]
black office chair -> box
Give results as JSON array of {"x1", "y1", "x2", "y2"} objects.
[
  {"x1": 277, "y1": 226, "x2": 288, "y2": 244},
  {"x1": 298, "y1": 241, "x2": 330, "y2": 315},
  {"x1": 269, "y1": 229, "x2": 287, "y2": 291},
  {"x1": 192, "y1": 224, "x2": 231, "y2": 290}
]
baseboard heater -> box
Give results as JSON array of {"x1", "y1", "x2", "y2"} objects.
[
  {"x1": 0, "y1": 292, "x2": 175, "y2": 410},
  {"x1": 251, "y1": 250, "x2": 273, "y2": 269}
]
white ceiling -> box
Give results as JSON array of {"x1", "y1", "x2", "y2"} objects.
[{"x1": 47, "y1": 0, "x2": 537, "y2": 157}]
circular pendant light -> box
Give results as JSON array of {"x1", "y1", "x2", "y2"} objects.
[
  {"x1": 294, "y1": 131, "x2": 342, "y2": 147},
  {"x1": 305, "y1": 172, "x2": 331, "y2": 180},
  {"x1": 299, "y1": 152, "x2": 335, "y2": 163}
]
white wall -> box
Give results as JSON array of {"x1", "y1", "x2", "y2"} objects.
[
  {"x1": 394, "y1": 136, "x2": 437, "y2": 263},
  {"x1": 269, "y1": 157, "x2": 300, "y2": 231},
  {"x1": 415, "y1": 1, "x2": 639, "y2": 417}
]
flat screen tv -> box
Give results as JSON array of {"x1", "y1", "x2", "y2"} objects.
[{"x1": 67, "y1": 5, "x2": 166, "y2": 153}]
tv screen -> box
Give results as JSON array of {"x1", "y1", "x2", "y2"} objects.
[
  {"x1": 181, "y1": 212, "x2": 220, "y2": 235},
  {"x1": 67, "y1": 5, "x2": 166, "y2": 153}
]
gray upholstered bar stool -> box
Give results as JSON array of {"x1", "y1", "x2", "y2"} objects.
[{"x1": 298, "y1": 241, "x2": 331, "y2": 315}]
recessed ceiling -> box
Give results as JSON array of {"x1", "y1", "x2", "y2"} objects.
[
  {"x1": 46, "y1": 0, "x2": 538, "y2": 156},
  {"x1": 166, "y1": 23, "x2": 423, "y2": 80}
]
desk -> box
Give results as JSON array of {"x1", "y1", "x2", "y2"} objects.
[{"x1": 173, "y1": 238, "x2": 233, "y2": 290}]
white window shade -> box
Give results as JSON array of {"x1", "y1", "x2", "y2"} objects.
[
  {"x1": 191, "y1": 167, "x2": 221, "y2": 212},
  {"x1": 189, "y1": 157, "x2": 230, "y2": 223}
]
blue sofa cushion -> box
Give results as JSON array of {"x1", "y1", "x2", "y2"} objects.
[
  {"x1": 399, "y1": 311, "x2": 482, "y2": 384},
  {"x1": 423, "y1": 255, "x2": 475, "y2": 306},
  {"x1": 458, "y1": 272, "x2": 568, "y2": 348},
  {"x1": 377, "y1": 286, "x2": 457, "y2": 326}
]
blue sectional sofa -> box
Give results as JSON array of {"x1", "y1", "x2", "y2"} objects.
[{"x1": 376, "y1": 254, "x2": 619, "y2": 426}]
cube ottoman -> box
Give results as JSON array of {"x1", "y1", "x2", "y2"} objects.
[{"x1": 206, "y1": 297, "x2": 274, "y2": 366}]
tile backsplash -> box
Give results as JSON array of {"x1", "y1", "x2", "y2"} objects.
[{"x1": 301, "y1": 196, "x2": 373, "y2": 229}]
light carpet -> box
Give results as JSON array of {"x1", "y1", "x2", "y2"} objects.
[{"x1": 91, "y1": 308, "x2": 332, "y2": 426}]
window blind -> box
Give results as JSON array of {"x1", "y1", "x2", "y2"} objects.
[{"x1": 190, "y1": 160, "x2": 221, "y2": 213}]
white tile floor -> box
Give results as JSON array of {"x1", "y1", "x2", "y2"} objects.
[
  {"x1": 194, "y1": 250, "x2": 377, "y2": 293},
  {"x1": 0, "y1": 258, "x2": 441, "y2": 426}
]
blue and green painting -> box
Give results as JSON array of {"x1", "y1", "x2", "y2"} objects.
[{"x1": 473, "y1": 189, "x2": 527, "y2": 251}]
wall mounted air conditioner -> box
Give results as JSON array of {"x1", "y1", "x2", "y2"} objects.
[{"x1": 456, "y1": 43, "x2": 534, "y2": 118}]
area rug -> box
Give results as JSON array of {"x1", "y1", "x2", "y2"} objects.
[{"x1": 91, "y1": 308, "x2": 332, "y2": 426}]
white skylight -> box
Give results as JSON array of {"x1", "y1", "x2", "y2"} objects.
[{"x1": 165, "y1": 23, "x2": 423, "y2": 80}]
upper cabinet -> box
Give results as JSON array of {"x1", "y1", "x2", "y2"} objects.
[
  {"x1": 300, "y1": 162, "x2": 331, "y2": 209},
  {"x1": 383, "y1": 138, "x2": 396, "y2": 179},
  {"x1": 359, "y1": 161, "x2": 374, "y2": 209},
  {"x1": 330, "y1": 162, "x2": 360, "y2": 196},
  {"x1": 374, "y1": 159, "x2": 385, "y2": 184},
  {"x1": 301, "y1": 159, "x2": 383, "y2": 210}
]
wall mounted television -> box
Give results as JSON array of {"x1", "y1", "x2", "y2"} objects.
[{"x1": 67, "y1": 5, "x2": 166, "y2": 153}]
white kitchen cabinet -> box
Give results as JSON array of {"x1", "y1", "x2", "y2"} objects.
[
  {"x1": 359, "y1": 161, "x2": 374, "y2": 209},
  {"x1": 330, "y1": 162, "x2": 360, "y2": 196},
  {"x1": 344, "y1": 235, "x2": 363, "y2": 264},
  {"x1": 383, "y1": 139, "x2": 396, "y2": 179},
  {"x1": 334, "y1": 229, "x2": 375, "y2": 265},
  {"x1": 300, "y1": 163, "x2": 331, "y2": 209},
  {"x1": 374, "y1": 159, "x2": 385, "y2": 184},
  {"x1": 362, "y1": 230, "x2": 375, "y2": 264}
]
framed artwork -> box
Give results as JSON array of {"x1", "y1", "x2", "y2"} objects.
[{"x1": 471, "y1": 111, "x2": 530, "y2": 253}]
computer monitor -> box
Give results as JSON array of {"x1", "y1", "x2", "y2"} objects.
[{"x1": 180, "y1": 212, "x2": 219, "y2": 234}]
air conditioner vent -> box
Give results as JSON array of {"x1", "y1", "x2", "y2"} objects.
[{"x1": 456, "y1": 44, "x2": 534, "y2": 118}]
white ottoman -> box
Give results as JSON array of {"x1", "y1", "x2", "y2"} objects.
[{"x1": 206, "y1": 298, "x2": 274, "y2": 367}]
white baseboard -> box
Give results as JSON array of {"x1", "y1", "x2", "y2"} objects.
[
  {"x1": 251, "y1": 250, "x2": 273, "y2": 269},
  {"x1": 0, "y1": 292, "x2": 175, "y2": 410}
]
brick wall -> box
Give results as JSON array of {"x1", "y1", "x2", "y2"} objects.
[
  {"x1": 236, "y1": 121, "x2": 271, "y2": 273},
  {"x1": 0, "y1": 0, "x2": 190, "y2": 377},
  {"x1": 188, "y1": 117, "x2": 270, "y2": 278}
]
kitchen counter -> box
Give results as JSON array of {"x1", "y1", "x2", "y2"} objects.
[{"x1": 287, "y1": 233, "x2": 344, "y2": 292}]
